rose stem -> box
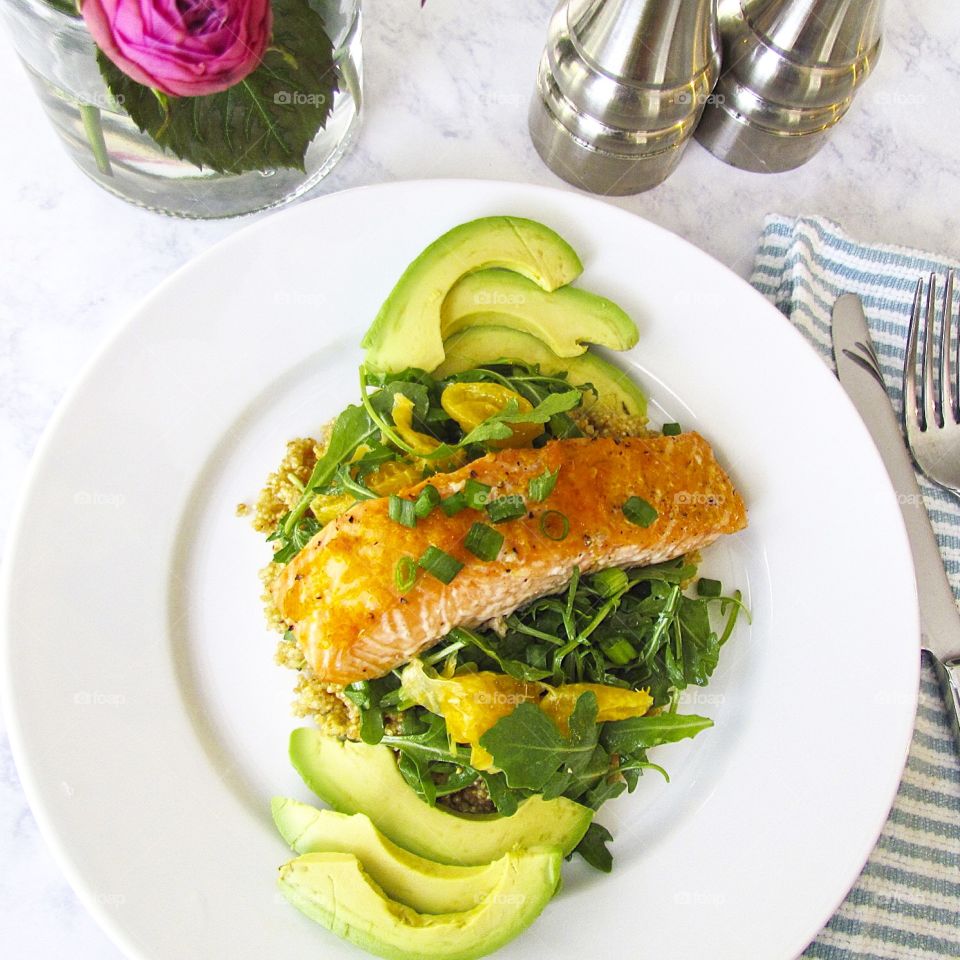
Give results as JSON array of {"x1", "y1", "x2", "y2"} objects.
[{"x1": 79, "y1": 104, "x2": 112, "y2": 176}]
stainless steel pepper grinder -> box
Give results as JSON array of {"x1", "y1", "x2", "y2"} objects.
[
  {"x1": 528, "y1": 0, "x2": 721, "y2": 195},
  {"x1": 695, "y1": 0, "x2": 885, "y2": 172}
]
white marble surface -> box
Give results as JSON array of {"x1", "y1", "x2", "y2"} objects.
[{"x1": 1, "y1": 0, "x2": 959, "y2": 955}]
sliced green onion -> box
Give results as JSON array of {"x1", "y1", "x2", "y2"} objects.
[
  {"x1": 662, "y1": 422, "x2": 682, "y2": 436},
  {"x1": 592, "y1": 567, "x2": 628, "y2": 598},
  {"x1": 464, "y1": 522, "x2": 504, "y2": 561},
  {"x1": 697, "y1": 577, "x2": 722, "y2": 598},
  {"x1": 394, "y1": 555, "x2": 417, "y2": 593},
  {"x1": 601, "y1": 635, "x2": 638, "y2": 665},
  {"x1": 388, "y1": 494, "x2": 417, "y2": 528},
  {"x1": 414, "y1": 484, "x2": 441, "y2": 519},
  {"x1": 528, "y1": 466, "x2": 560, "y2": 503},
  {"x1": 486, "y1": 495, "x2": 526, "y2": 524},
  {"x1": 539, "y1": 509, "x2": 569, "y2": 541},
  {"x1": 418, "y1": 545, "x2": 464, "y2": 584},
  {"x1": 464, "y1": 478, "x2": 492, "y2": 509},
  {"x1": 440, "y1": 491, "x2": 467, "y2": 517},
  {"x1": 622, "y1": 496, "x2": 658, "y2": 528}
]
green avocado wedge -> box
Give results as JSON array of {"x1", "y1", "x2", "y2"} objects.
[
  {"x1": 441, "y1": 268, "x2": 638, "y2": 357},
  {"x1": 436, "y1": 324, "x2": 647, "y2": 419},
  {"x1": 361, "y1": 217, "x2": 583, "y2": 374},
  {"x1": 278, "y1": 848, "x2": 562, "y2": 960},
  {"x1": 288, "y1": 729, "x2": 593, "y2": 866},
  {"x1": 271, "y1": 798, "x2": 509, "y2": 914}
]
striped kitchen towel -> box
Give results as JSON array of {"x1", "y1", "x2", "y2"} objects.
[{"x1": 750, "y1": 215, "x2": 960, "y2": 960}]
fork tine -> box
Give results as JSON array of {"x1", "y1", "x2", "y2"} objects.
[
  {"x1": 904, "y1": 277, "x2": 923, "y2": 430},
  {"x1": 922, "y1": 273, "x2": 939, "y2": 429},
  {"x1": 942, "y1": 270, "x2": 957, "y2": 424}
]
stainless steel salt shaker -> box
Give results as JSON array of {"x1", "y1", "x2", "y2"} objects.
[
  {"x1": 528, "y1": 0, "x2": 721, "y2": 195},
  {"x1": 695, "y1": 0, "x2": 884, "y2": 172}
]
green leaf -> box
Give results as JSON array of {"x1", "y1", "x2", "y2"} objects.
[
  {"x1": 479, "y1": 771, "x2": 522, "y2": 817},
  {"x1": 343, "y1": 679, "x2": 393, "y2": 745},
  {"x1": 564, "y1": 693, "x2": 602, "y2": 776},
  {"x1": 458, "y1": 390, "x2": 582, "y2": 446},
  {"x1": 448, "y1": 627, "x2": 552, "y2": 682},
  {"x1": 396, "y1": 751, "x2": 437, "y2": 806},
  {"x1": 574, "y1": 822, "x2": 614, "y2": 873},
  {"x1": 433, "y1": 765, "x2": 480, "y2": 798},
  {"x1": 581, "y1": 773, "x2": 626, "y2": 810},
  {"x1": 383, "y1": 713, "x2": 472, "y2": 807},
  {"x1": 381, "y1": 713, "x2": 465, "y2": 768},
  {"x1": 478, "y1": 692, "x2": 600, "y2": 792},
  {"x1": 268, "y1": 513, "x2": 320, "y2": 563},
  {"x1": 601, "y1": 713, "x2": 713, "y2": 755},
  {"x1": 371, "y1": 382, "x2": 432, "y2": 426},
  {"x1": 478, "y1": 703, "x2": 565, "y2": 791},
  {"x1": 542, "y1": 743, "x2": 610, "y2": 802},
  {"x1": 96, "y1": 0, "x2": 337, "y2": 174},
  {"x1": 676, "y1": 597, "x2": 722, "y2": 685},
  {"x1": 284, "y1": 404, "x2": 376, "y2": 534}
]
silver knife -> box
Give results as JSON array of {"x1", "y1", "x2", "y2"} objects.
[{"x1": 833, "y1": 293, "x2": 960, "y2": 750}]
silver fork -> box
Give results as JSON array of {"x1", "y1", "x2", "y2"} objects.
[{"x1": 904, "y1": 271, "x2": 960, "y2": 498}]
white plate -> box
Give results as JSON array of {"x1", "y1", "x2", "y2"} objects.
[{"x1": 1, "y1": 180, "x2": 918, "y2": 960}]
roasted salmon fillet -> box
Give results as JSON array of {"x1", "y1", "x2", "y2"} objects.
[{"x1": 273, "y1": 433, "x2": 747, "y2": 684}]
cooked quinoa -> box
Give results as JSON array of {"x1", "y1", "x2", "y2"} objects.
[
  {"x1": 252, "y1": 436, "x2": 323, "y2": 534},
  {"x1": 252, "y1": 403, "x2": 649, "y2": 810}
]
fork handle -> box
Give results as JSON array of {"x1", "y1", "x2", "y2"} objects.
[{"x1": 928, "y1": 652, "x2": 960, "y2": 754}]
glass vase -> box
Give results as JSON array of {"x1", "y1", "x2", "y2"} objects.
[{"x1": 2, "y1": 0, "x2": 362, "y2": 218}]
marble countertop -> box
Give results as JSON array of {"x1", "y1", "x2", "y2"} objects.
[{"x1": 1, "y1": 0, "x2": 958, "y2": 955}]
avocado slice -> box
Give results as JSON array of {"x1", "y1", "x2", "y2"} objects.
[
  {"x1": 278, "y1": 848, "x2": 562, "y2": 960},
  {"x1": 361, "y1": 217, "x2": 583, "y2": 374},
  {"x1": 441, "y1": 269, "x2": 638, "y2": 357},
  {"x1": 436, "y1": 324, "x2": 647, "y2": 419},
  {"x1": 271, "y1": 798, "x2": 508, "y2": 914},
  {"x1": 289, "y1": 729, "x2": 593, "y2": 866}
]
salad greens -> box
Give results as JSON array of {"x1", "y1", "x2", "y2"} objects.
[
  {"x1": 341, "y1": 560, "x2": 746, "y2": 871},
  {"x1": 269, "y1": 362, "x2": 593, "y2": 558},
  {"x1": 264, "y1": 359, "x2": 747, "y2": 873}
]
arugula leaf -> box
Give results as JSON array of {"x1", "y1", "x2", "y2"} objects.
[
  {"x1": 479, "y1": 692, "x2": 600, "y2": 792},
  {"x1": 574, "y1": 823, "x2": 614, "y2": 873},
  {"x1": 382, "y1": 713, "x2": 466, "y2": 767},
  {"x1": 617, "y1": 757, "x2": 669, "y2": 784},
  {"x1": 479, "y1": 771, "x2": 522, "y2": 817},
  {"x1": 97, "y1": 0, "x2": 337, "y2": 174},
  {"x1": 385, "y1": 723, "x2": 451, "y2": 802},
  {"x1": 283, "y1": 404, "x2": 376, "y2": 534},
  {"x1": 343, "y1": 678, "x2": 395, "y2": 745},
  {"x1": 459, "y1": 390, "x2": 582, "y2": 446},
  {"x1": 601, "y1": 713, "x2": 713, "y2": 754},
  {"x1": 564, "y1": 693, "x2": 603, "y2": 774},
  {"x1": 397, "y1": 751, "x2": 437, "y2": 806},
  {"x1": 542, "y1": 743, "x2": 611, "y2": 802},
  {"x1": 369, "y1": 381, "x2": 432, "y2": 426},
  {"x1": 448, "y1": 627, "x2": 552, "y2": 682},
  {"x1": 581, "y1": 773, "x2": 627, "y2": 810},
  {"x1": 268, "y1": 514, "x2": 320, "y2": 563},
  {"x1": 478, "y1": 704, "x2": 566, "y2": 790},
  {"x1": 675, "y1": 598, "x2": 721, "y2": 685}
]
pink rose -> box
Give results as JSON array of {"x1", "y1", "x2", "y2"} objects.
[{"x1": 82, "y1": 0, "x2": 273, "y2": 98}]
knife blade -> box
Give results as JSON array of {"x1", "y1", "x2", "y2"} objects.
[{"x1": 832, "y1": 293, "x2": 960, "y2": 747}]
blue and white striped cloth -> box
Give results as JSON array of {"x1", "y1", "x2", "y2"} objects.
[{"x1": 750, "y1": 216, "x2": 960, "y2": 960}]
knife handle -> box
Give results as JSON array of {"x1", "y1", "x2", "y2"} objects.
[{"x1": 928, "y1": 652, "x2": 960, "y2": 753}]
